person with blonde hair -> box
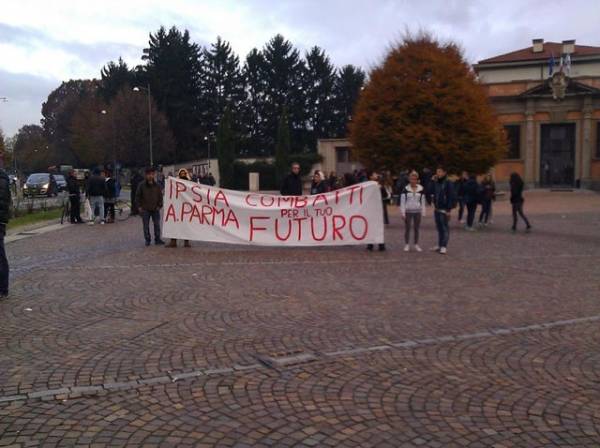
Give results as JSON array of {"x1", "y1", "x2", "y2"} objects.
[{"x1": 400, "y1": 171, "x2": 426, "y2": 252}]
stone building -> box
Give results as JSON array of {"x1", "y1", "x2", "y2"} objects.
[
  {"x1": 317, "y1": 39, "x2": 600, "y2": 190},
  {"x1": 474, "y1": 39, "x2": 600, "y2": 189}
]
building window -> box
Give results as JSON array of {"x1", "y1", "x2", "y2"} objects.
[
  {"x1": 596, "y1": 122, "x2": 600, "y2": 158},
  {"x1": 336, "y1": 147, "x2": 350, "y2": 163},
  {"x1": 504, "y1": 125, "x2": 521, "y2": 159}
]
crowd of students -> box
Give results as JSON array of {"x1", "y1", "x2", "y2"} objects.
[{"x1": 290, "y1": 164, "x2": 532, "y2": 255}]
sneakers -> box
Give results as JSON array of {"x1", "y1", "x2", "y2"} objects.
[
  {"x1": 155, "y1": 239, "x2": 165, "y2": 245},
  {"x1": 145, "y1": 240, "x2": 151, "y2": 246},
  {"x1": 414, "y1": 245, "x2": 422, "y2": 252},
  {"x1": 430, "y1": 246, "x2": 440, "y2": 252},
  {"x1": 439, "y1": 247, "x2": 447, "y2": 255},
  {"x1": 100, "y1": 221, "x2": 105, "y2": 225},
  {"x1": 404, "y1": 244, "x2": 410, "y2": 252}
]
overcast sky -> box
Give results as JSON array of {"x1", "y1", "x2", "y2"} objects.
[{"x1": 1, "y1": 0, "x2": 599, "y2": 137}]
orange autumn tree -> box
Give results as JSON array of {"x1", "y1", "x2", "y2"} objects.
[{"x1": 350, "y1": 33, "x2": 506, "y2": 174}]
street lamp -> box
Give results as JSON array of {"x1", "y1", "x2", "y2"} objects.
[
  {"x1": 132, "y1": 84, "x2": 153, "y2": 167},
  {"x1": 204, "y1": 135, "x2": 211, "y2": 169},
  {"x1": 100, "y1": 110, "x2": 117, "y2": 180}
]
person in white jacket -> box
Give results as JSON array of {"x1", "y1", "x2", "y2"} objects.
[{"x1": 400, "y1": 171, "x2": 427, "y2": 252}]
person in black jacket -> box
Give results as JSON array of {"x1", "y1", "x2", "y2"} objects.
[
  {"x1": 478, "y1": 174, "x2": 496, "y2": 226},
  {"x1": 455, "y1": 171, "x2": 468, "y2": 223},
  {"x1": 463, "y1": 174, "x2": 480, "y2": 231},
  {"x1": 428, "y1": 167, "x2": 456, "y2": 254},
  {"x1": 367, "y1": 172, "x2": 387, "y2": 252},
  {"x1": 280, "y1": 162, "x2": 303, "y2": 196},
  {"x1": 104, "y1": 171, "x2": 117, "y2": 223},
  {"x1": 66, "y1": 170, "x2": 83, "y2": 224},
  {"x1": 86, "y1": 168, "x2": 107, "y2": 225},
  {"x1": 0, "y1": 168, "x2": 11, "y2": 298},
  {"x1": 510, "y1": 172, "x2": 531, "y2": 233}
]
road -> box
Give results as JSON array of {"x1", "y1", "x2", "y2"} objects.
[{"x1": 1, "y1": 190, "x2": 600, "y2": 447}]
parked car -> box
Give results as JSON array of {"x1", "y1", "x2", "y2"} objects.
[
  {"x1": 54, "y1": 174, "x2": 67, "y2": 192},
  {"x1": 23, "y1": 173, "x2": 58, "y2": 197}
]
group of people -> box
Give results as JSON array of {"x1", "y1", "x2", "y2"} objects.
[
  {"x1": 281, "y1": 163, "x2": 533, "y2": 255},
  {"x1": 375, "y1": 167, "x2": 533, "y2": 254},
  {"x1": 68, "y1": 168, "x2": 119, "y2": 225},
  {"x1": 455, "y1": 172, "x2": 497, "y2": 231}
]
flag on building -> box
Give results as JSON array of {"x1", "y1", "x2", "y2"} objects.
[{"x1": 565, "y1": 53, "x2": 572, "y2": 76}]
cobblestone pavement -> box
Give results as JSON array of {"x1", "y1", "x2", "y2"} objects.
[{"x1": 1, "y1": 191, "x2": 600, "y2": 447}]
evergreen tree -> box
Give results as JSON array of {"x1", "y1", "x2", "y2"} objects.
[
  {"x1": 142, "y1": 26, "x2": 203, "y2": 162},
  {"x1": 99, "y1": 58, "x2": 135, "y2": 103},
  {"x1": 304, "y1": 46, "x2": 337, "y2": 150},
  {"x1": 274, "y1": 107, "x2": 291, "y2": 183},
  {"x1": 217, "y1": 108, "x2": 236, "y2": 189},
  {"x1": 261, "y1": 35, "x2": 306, "y2": 153},
  {"x1": 333, "y1": 65, "x2": 366, "y2": 137},
  {"x1": 350, "y1": 33, "x2": 505, "y2": 174},
  {"x1": 242, "y1": 48, "x2": 268, "y2": 156},
  {"x1": 199, "y1": 37, "x2": 246, "y2": 138}
]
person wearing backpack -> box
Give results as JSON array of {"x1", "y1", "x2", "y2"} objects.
[{"x1": 400, "y1": 171, "x2": 426, "y2": 252}]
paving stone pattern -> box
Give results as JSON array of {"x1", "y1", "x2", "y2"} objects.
[{"x1": 1, "y1": 191, "x2": 600, "y2": 447}]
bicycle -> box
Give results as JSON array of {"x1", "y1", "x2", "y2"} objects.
[
  {"x1": 60, "y1": 195, "x2": 71, "y2": 225},
  {"x1": 114, "y1": 197, "x2": 132, "y2": 222}
]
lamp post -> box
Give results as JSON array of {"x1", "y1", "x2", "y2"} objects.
[
  {"x1": 132, "y1": 84, "x2": 153, "y2": 167},
  {"x1": 100, "y1": 110, "x2": 118, "y2": 180},
  {"x1": 204, "y1": 135, "x2": 211, "y2": 170}
]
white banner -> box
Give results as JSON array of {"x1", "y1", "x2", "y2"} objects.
[{"x1": 162, "y1": 177, "x2": 384, "y2": 246}]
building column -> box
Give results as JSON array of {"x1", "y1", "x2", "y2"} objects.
[
  {"x1": 524, "y1": 102, "x2": 536, "y2": 187},
  {"x1": 581, "y1": 97, "x2": 593, "y2": 189}
]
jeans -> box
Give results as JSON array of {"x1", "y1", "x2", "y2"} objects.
[
  {"x1": 0, "y1": 224, "x2": 8, "y2": 295},
  {"x1": 142, "y1": 210, "x2": 161, "y2": 243},
  {"x1": 457, "y1": 198, "x2": 465, "y2": 221},
  {"x1": 404, "y1": 213, "x2": 422, "y2": 244},
  {"x1": 479, "y1": 199, "x2": 492, "y2": 224},
  {"x1": 69, "y1": 195, "x2": 82, "y2": 223},
  {"x1": 466, "y1": 202, "x2": 477, "y2": 228},
  {"x1": 434, "y1": 210, "x2": 450, "y2": 248},
  {"x1": 89, "y1": 196, "x2": 104, "y2": 222},
  {"x1": 512, "y1": 201, "x2": 531, "y2": 229}
]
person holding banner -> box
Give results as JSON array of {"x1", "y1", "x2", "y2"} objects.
[
  {"x1": 280, "y1": 162, "x2": 303, "y2": 196},
  {"x1": 166, "y1": 169, "x2": 192, "y2": 248},
  {"x1": 367, "y1": 171, "x2": 387, "y2": 252},
  {"x1": 136, "y1": 167, "x2": 165, "y2": 246},
  {"x1": 310, "y1": 171, "x2": 327, "y2": 195}
]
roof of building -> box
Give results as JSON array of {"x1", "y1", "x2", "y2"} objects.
[{"x1": 478, "y1": 42, "x2": 600, "y2": 64}]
